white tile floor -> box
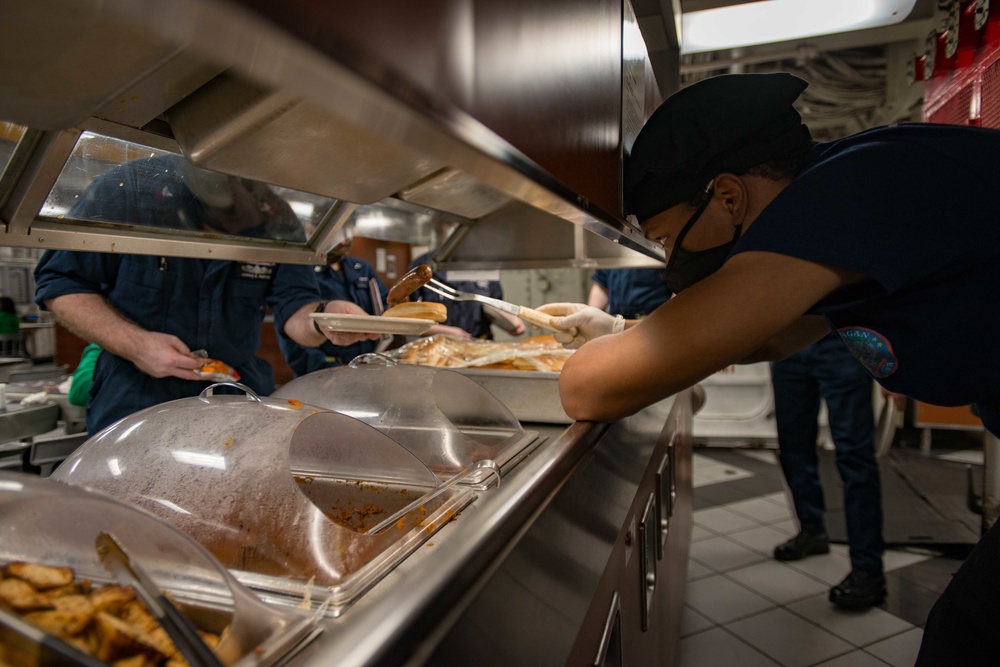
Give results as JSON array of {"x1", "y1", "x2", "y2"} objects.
[{"x1": 680, "y1": 451, "x2": 928, "y2": 667}]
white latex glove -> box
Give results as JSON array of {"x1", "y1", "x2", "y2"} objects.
[{"x1": 536, "y1": 303, "x2": 625, "y2": 349}]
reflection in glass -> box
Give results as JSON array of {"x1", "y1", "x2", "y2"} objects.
[
  {"x1": 41, "y1": 133, "x2": 338, "y2": 243},
  {"x1": 0, "y1": 121, "x2": 27, "y2": 177}
]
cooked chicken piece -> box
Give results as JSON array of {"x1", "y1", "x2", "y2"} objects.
[{"x1": 3, "y1": 562, "x2": 74, "y2": 590}]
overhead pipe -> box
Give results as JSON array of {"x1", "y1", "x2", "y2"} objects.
[{"x1": 680, "y1": 44, "x2": 820, "y2": 74}]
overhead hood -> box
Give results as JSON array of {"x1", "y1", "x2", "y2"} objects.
[{"x1": 0, "y1": 0, "x2": 674, "y2": 268}]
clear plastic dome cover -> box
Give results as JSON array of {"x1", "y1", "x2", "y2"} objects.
[
  {"x1": 273, "y1": 364, "x2": 536, "y2": 479},
  {"x1": 0, "y1": 471, "x2": 314, "y2": 665},
  {"x1": 52, "y1": 388, "x2": 474, "y2": 614}
]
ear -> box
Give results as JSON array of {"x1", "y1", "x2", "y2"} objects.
[{"x1": 712, "y1": 173, "x2": 748, "y2": 226}]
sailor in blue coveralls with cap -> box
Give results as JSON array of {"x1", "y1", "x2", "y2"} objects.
[
  {"x1": 34, "y1": 154, "x2": 376, "y2": 434},
  {"x1": 535, "y1": 72, "x2": 1000, "y2": 664},
  {"x1": 277, "y1": 237, "x2": 390, "y2": 376}
]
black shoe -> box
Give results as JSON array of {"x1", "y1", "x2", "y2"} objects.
[
  {"x1": 774, "y1": 531, "x2": 830, "y2": 561},
  {"x1": 829, "y1": 569, "x2": 887, "y2": 610}
]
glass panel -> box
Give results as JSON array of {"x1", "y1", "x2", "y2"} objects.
[
  {"x1": 41, "y1": 132, "x2": 338, "y2": 243},
  {"x1": 0, "y1": 122, "x2": 27, "y2": 176}
]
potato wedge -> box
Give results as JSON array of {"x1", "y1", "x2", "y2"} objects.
[
  {"x1": 120, "y1": 599, "x2": 160, "y2": 635},
  {"x1": 3, "y1": 562, "x2": 75, "y2": 590},
  {"x1": 112, "y1": 655, "x2": 152, "y2": 667},
  {"x1": 93, "y1": 611, "x2": 168, "y2": 663},
  {"x1": 88, "y1": 584, "x2": 137, "y2": 615},
  {"x1": 46, "y1": 578, "x2": 93, "y2": 598},
  {"x1": 23, "y1": 608, "x2": 93, "y2": 637},
  {"x1": 0, "y1": 577, "x2": 54, "y2": 613}
]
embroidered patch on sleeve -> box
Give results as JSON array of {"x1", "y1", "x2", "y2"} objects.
[{"x1": 837, "y1": 326, "x2": 898, "y2": 378}]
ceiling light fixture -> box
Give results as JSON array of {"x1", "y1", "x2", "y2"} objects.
[{"x1": 681, "y1": 0, "x2": 918, "y2": 54}]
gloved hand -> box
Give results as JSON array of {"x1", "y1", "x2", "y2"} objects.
[{"x1": 536, "y1": 303, "x2": 625, "y2": 349}]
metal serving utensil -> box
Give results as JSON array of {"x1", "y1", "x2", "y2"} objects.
[
  {"x1": 368, "y1": 273, "x2": 394, "y2": 352},
  {"x1": 422, "y1": 278, "x2": 571, "y2": 333},
  {"x1": 96, "y1": 532, "x2": 224, "y2": 667},
  {"x1": 0, "y1": 605, "x2": 104, "y2": 667}
]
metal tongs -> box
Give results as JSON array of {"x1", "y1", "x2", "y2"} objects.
[
  {"x1": 423, "y1": 279, "x2": 571, "y2": 333},
  {"x1": 96, "y1": 532, "x2": 224, "y2": 667},
  {"x1": 369, "y1": 274, "x2": 394, "y2": 352}
]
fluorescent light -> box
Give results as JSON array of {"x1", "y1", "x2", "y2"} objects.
[
  {"x1": 170, "y1": 450, "x2": 228, "y2": 470},
  {"x1": 289, "y1": 200, "x2": 315, "y2": 219},
  {"x1": 681, "y1": 0, "x2": 917, "y2": 54}
]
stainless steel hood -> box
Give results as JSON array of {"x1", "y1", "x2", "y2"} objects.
[{"x1": 0, "y1": 0, "x2": 674, "y2": 267}]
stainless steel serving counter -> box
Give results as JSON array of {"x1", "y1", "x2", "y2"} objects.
[{"x1": 291, "y1": 389, "x2": 694, "y2": 667}]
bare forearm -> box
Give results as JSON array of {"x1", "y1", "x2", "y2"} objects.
[
  {"x1": 46, "y1": 294, "x2": 149, "y2": 362},
  {"x1": 47, "y1": 293, "x2": 208, "y2": 381},
  {"x1": 284, "y1": 302, "x2": 327, "y2": 347},
  {"x1": 737, "y1": 315, "x2": 829, "y2": 363},
  {"x1": 284, "y1": 300, "x2": 381, "y2": 347},
  {"x1": 557, "y1": 254, "x2": 848, "y2": 423},
  {"x1": 587, "y1": 284, "x2": 609, "y2": 311}
]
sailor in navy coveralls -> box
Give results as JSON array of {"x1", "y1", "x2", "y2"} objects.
[
  {"x1": 35, "y1": 154, "x2": 374, "y2": 434},
  {"x1": 277, "y1": 238, "x2": 390, "y2": 376},
  {"x1": 589, "y1": 267, "x2": 672, "y2": 319}
]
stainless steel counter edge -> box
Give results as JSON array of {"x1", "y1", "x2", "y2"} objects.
[{"x1": 298, "y1": 420, "x2": 610, "y2": 666}]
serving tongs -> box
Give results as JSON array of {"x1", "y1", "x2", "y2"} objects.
[
  {"x1": 422, "y1": 279, "x2": 572, "y2": 333},
  {"x1": 96, "y1": 532, "x2": 225, "y2": 667},
  {"x1": 368, "y1": 272, "x2": 394, "y2": 353},
  {"x1": 366, "y1": 460, "x2": 501, "y2": 534}
]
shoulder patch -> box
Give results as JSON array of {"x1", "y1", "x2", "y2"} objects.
[{"x1": 837, "y1": 326, "x2": 898, "y2": 378}]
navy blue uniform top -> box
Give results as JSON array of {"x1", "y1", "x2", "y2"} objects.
[
  {"x1": 408, "y1": 254, "x2": 502, "y2": 339},
  {"x1": 592, "y1": 268, "x2": 672, "y2": 319},
  {"x1": 34, "y1": 155, "x2": 321, "y2": 433},
  {"x1": 732, "y1": 124, "x2": 1000, "y2": 434},
  {"x1": 277, "y1": 257, "x2": 389, "y2": 376}
]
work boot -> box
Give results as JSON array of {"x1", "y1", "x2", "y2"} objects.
[
  {"x1": 774, "y1": 531, "x2": 830, "y2": 561},
  {"x1": 829, "y1": 569, "x2": 887, "y2": 610}
]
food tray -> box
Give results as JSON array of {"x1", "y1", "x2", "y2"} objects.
[
  {"x1": 310, "y1": 312, "x2": 433, "y2": 336},
  {"x1": 52, "y1": 386, "x2": 476, "y2": 616},
  {"x1": 0, "y1": 472, "x2": 317, "y2": 666}
]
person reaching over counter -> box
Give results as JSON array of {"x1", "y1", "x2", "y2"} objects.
[
  {"x1": 536, "y1": 72, "x2": 1000, "y2": 665},
  {"x1": 35, "y1": 154, "x2": 374, "y2": 434},
  {"x1": 277, "y1": 237, "x2": 390, "y2": 376}
]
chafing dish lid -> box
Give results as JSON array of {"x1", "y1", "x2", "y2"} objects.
[
  {"x1": 51, "y1": 390, "x2": 468, "y2": 607},
  {"x1": 273, "y1": 364, "x2": 525, "y2": 476}
]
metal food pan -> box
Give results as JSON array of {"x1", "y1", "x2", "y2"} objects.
[
  {"x1": 293, "y1": 474, "x2": 433, "y2": 533},
  {"x1": 454, "y1": 368, "x2": 571, "y2": 424},
  {"x1": 0, "y1": 568, "x2": 315, "y2": 667}
]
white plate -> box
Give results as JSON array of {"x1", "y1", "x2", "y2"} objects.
[{"x1": 310, "y1": 313, "x2": 434, "y2": 336}]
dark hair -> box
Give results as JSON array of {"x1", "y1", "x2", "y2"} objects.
[
  {"x1": 684, "y1": 142, "x2": 816, "y2": 207},
  {"x1": 0, "y1": 297, "x2": 16, "y2": 314}
]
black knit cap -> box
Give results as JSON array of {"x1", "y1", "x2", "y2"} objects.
[{"x1": 625, "y1": 73, "x2": 812, "y2": 223}]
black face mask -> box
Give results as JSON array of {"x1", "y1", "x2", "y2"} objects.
[{"x1": 663, "y1": 189, "x2": 742, "y2": 294}]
